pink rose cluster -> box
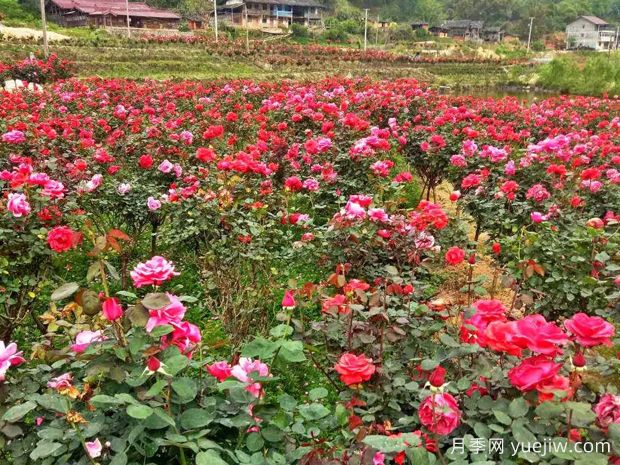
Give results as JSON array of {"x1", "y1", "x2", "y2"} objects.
[
  {"x1": 461, "y1": 300, "x2": 615, "y2": 402},
  {"x1": 206, "y1": 357, "x2": 271, "y2": 398}
]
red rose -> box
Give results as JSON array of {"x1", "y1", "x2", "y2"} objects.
[
  {"x1": 508, "y1": 355, "x2": 561, "y2": 392},
  {"x1": 484, "y1": 320, "x2": 523, "y2": 356},
  {"x1": 536, "y1": 375, "x2": 571, "y2": 402},
  {"x1": 564, "y1": 313, "x2": 615, "y2": 347},
  {"x1": 418, "y1": 393, "x2": 461, "y2": 435},
  {"x1": 334, "y1": 353, "x2": 376, "y2": 386},
  {"x1": 428, "y1": 366, "x2": 446, "y2": 387},
  {"x1": 147, "y1": 356, "x2": 161, "y2": 372},
  {"x1": 47, "y1": 226, "x2": 82, "y2": 253},
  {"x1": 444, "y1": 246, "x2": 465, "y2": 266},
  {"x1": 138, "y1": 155, "x2": 153, "y2": 169}
]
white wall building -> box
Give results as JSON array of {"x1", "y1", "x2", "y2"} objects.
[{"x1": 566, "y1": 16, "x2": 617, "y2": 51}]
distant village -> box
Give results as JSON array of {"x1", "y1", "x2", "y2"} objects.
[{"x1": 43, "y1": 0, "x2": 620, "y2": 51}]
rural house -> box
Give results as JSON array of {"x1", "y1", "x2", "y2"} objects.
[
  {"x1": 565, "y1": 15, "x2": 617, "y2": 50},
  {"x1": 45, "y1": 0, "x2": 181, "y2": 28},
  {"x1": 481, "y1": 25, "x2": 504, "y2": 42},
  {"x1": 411, "y1": 21, "x2": 429, "y2": 32},
  {"x1": 439, "y1": 20, "x2": 484, "y2": 40},
  {"x1": 219, "y1": 0, "x2": 325, "y2": 30}
]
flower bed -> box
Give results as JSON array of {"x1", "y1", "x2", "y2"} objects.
[
  {"x1": 0, "y1": 54, "x2": 73, "y2": 85},
  {"x1": 0, "y1": 78, "x2": 619, "y2": 464}
]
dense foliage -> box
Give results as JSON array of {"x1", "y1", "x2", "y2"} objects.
[{"x1": 0, "y1": 77, "x2": 619, "y2": 464}]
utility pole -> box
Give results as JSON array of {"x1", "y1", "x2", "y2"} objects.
[
  {"x1": 125, "y1": 0, "x2": 131, "y2": 38},
  {"x1": 375, "y1": 15, "x2": 379, "y2": 44},
  {"x1": 213, "y1": 0, "x2": 219, "y2": 42},
  {"x1": 363, "y1": 8, "x2": 368, "y2": 51},
  {"x1": 244, "y1": 2, "x2": 249, "y2": 53},
  {"x1": 39, "y1": 0, "x2": 49, "y2": 58},
  {"x1": 526, "y1": 16, "x2": 534, "y2": 52}
]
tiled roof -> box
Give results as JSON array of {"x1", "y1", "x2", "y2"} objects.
[
  {"x1": 441, "y1": 20, "x2": 484, "y2": 29},
  {"x1": 579, "y1": 15, "x2": 609, "y2": 26},
  {"x1": 228, "y1": 0, "x2": 325, "y2": 8},
  {"x1": 49, "y1": 0, "x2": 181, "y2": 19}
]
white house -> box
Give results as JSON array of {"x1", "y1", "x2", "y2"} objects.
[{"x1": 565, "y1": 16, "x2": 617, "y2": 51}]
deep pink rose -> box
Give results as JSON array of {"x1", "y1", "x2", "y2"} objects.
[
  {"x1": 564, "y1": 313, "x2": 615, "y2": 347},
  {"x1": 334, "y1": 353, "x2": 376, "y2": 386},
  {"x1": 418, "y1": 393, "x2": 461, "y2": 435},
  {"x1": 508, "y1": 355, "x2": 562, "y2": 392},
  {"x1": 594, "y1": 394, "x2": 620, "y2": 429}
]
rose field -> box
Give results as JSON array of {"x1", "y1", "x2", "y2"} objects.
[{"x1": 0, "y1": 73, "x2": 620, "y2": 465}]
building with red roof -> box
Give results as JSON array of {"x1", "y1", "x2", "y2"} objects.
[{"x1": 46, "y1": 0, "x2": 181, "y2": 28}]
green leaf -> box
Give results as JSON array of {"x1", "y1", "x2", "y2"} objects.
[
  {"x1": 116, "y1": 290, "x2": 138, "y2": 299},
  {"x1": 277, "y1": 340, "x2": 306, "y2": 362},
  {"x1": 163, "y1": 354, "x2": 189, "y2": 376},
  {"x1": 151, "y1": 408, "x2": 176, "y2": 428},
  {"x1": 308, "y1": 387, "x2": 328, "y2": 401},
  {"x1": 180, "y1": 408, "x2": 213, "y2": 430},
  {"x1": 150, "y1": 325, "x2": 174, "y2": 338},
  {"x1": 246, "y1": 432, "x2": 264, "y2": 451},
  {"x1": 261, "y1": 426, "x2": 284, "y2": 442},
  {"x1": 535, "y1": 401, "x2": 563, "y2": 419},
  {"x1": 363, "y1": 433, "x2": 421, "y2": 453},
  {"x1": 171, "y1": 378, "x2": 198, "y2": 403},
  {"x1": 420, "y1": 359, "x2": 438, "y2": 370},
  {"x1": 90, "y1": 395, "x2": 122, "y2": 407},
  {"x1": 508, "y1": 398, "x2": 529, "y2": 418},
  {"x1": 142, "y1": 293, "x2": 171, "y2": 309},
  {"x1": 50, "y1": 282, "x2": 80, "y2": 301},
  {"x1": 196, "y1": 450, "x2": 228, "y2": 465},
  {"x1": 109, "y1": 451, "x2": 128, "y2": 465},
  {"x1": 146, "y1": 379, "x2": 167, "y2": 397},
  {"x1": 278, "y1": 393, "x2": 297, "y2": 411},
  {"x1": 241, "y1": 337, "x2": 278, "y2": 359},
  {"x1": 126, "y1": 404, "x2": 154, "y2": 420},
  {"x1": 36, "y1": 394, "x2": 69, "y2": 413},
  {"x1": 492, "y1": 409, "x2": 512, "y2": 425},
  {"x1": 299, "y1": 403, "x2": 330, "y2": 421},
  {"x1": 3, "y1": 401, "x2": 37, "y2": 422},
  {"x1": 269, "y1": 324, "x2": 293, "y2": 338},
  {"x1": 29, "y1": 441, "x2": 63, "y2": 460}
]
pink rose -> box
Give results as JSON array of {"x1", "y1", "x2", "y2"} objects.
[
  {"x1": 85, "y1": 438, "x2": 102, "y2": 458},
  {"x1": 131, "y1": 256, "x2": 179, "y2": 288},
  {"x1": 2, "y1": 130, "x2": 26, "y2": 143},
  {"x1": 594, "y1": 394, "x2": 620, "y2": 429},
  {"x1": 513, "y1": 315, "x2": 568, "y2": 355},
  {"x1": 564, "y1": 313, "x2": 615, "y2": 347},
  {"x1": 418, "y1": 393, "x2": 461, "y2": 435},
  {"x1": 71, "y1": 330, "x2": 107, "y2": 353},
  {"x1": 0, "y1": 341, "x2": 25, "y2": 382},
  {"x1": 6, "y1": 193, "x2": 31, "y2": 218},
  {"x1": 145, "y1": 293, "x2": 186, "y2": 332},
  {"x1": 206, "y1": 361, "x2": 233, "y2": 382},
  {"x1": 102, "y1": 297, "x2": 123, "y2": 321},
  {"x1": 47, "y1": 373, "x2": 73, "y2": 389},
  {"x1": 231, "y1": 357, "x2": 271, "y2": 397}
]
